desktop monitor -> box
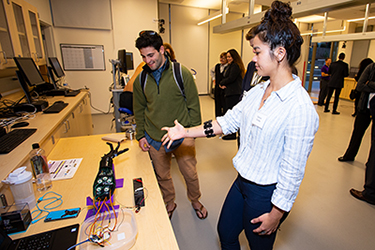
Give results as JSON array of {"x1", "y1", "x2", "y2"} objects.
[
  {"x1": 118, "y1": 49, "x2": 134, "y2": 74},
  {"x1": 126, "y1": 52, "x2": 134, "y2": 71},
  {"x1": 13, "y1": 57, "x2": 45, "y2": 87},
  {"x1": 48, "y1": 57, "x2": 65, "y2": 78}
]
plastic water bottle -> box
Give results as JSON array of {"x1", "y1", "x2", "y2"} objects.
[{"x1": 29, "y1": 143, "x2": 52, "y2": 191}]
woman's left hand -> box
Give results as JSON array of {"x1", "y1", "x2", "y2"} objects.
[
  {"x1": 251, "y1": 206, "x2": 284, "y2": 235},
  {"x1": 161, "y1": 120, "x2": 185, "y2": 148}
]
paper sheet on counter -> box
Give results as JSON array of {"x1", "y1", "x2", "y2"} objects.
[{"x1": 48, "y1": 158, "x2": 83, "y2": 180}]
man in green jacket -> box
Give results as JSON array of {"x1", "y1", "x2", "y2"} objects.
[{"x1": 133, "y1": 30, "x2": 207, "y2": 220}]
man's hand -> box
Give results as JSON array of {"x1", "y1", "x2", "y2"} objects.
[
  {"x1": 251, "y1": 206, "x2": 285, "y2": 236},
  {"x1": 138, "y1": 137, "x2": 150, "y2": 152}
]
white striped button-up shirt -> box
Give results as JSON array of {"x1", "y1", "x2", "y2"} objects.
[{"x1": 217, "y1": 76, "x2": 319, "y2": 212}]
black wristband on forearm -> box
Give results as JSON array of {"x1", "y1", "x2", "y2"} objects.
[{"x1": 203, "y1": 120, "x2": 216, "y2": 138}]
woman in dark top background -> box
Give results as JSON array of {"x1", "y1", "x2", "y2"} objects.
[
  {"x1": 352, "y1": 58, "x2": 373, "y2": 116},
  {"x1": 338, "y1": 58, "x2": 374, "y2": 162},
  {"x1": 219, "y1": 49, "x2": 245, "y2": 140},
  {"x1": 213, "y1": 52, "x2": 228, "y2": 118}
]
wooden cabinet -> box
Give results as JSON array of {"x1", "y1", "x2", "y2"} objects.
[
  {"x1": 340, "y1": 78, "x2": 356, "y2": 101},
  {"x1": 61, "y1": 94, "x2": 93, "y2": 138},
  {"x1": 42, "y1": 93, "x2": 93, "y2": 155},
  {"x1": 0, "y1": 0, "x2": 45, "y2": 69}
]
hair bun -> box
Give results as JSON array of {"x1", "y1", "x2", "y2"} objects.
[{"x1": 264, "y1": 1, "x2": 292, "y2": 22}]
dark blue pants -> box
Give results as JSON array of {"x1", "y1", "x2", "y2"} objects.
[
  {"x1": 325, "y1": 87, "x2": 342, "y2": 112},
  {"x1": 343, "y1": 109, "x2": 371, "y2": 160},
  {"x1": 217, "y1": 175, "x2": 288, "y2": 250}
]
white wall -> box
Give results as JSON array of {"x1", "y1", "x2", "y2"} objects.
[
  {"x1": 25, "y1": 0, "x2": 52, "y2": 25},
  {"x1": 170, "y1": 5, "x2": 209, "y2": 94},
  {"x1": 209, "y1": 13, "x2": 244, "y2": 74},
  {"x1": 51, "y1": 0, "x2": 158, "y2": 113},
  {"x1": 368, "y1": 40, "x2": 375, "y2": 60}
]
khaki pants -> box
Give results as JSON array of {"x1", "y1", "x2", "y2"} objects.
[{"x1": 149, "y1": 137, "x2": 201, "y2": 206}]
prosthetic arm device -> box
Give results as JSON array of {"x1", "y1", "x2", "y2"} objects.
[{"x1": 93, "y1": 142, "x2": 128, "y2": 201}]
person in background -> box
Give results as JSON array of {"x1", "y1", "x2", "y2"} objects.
[
  {"x1": 350, "y1": 62, "x2": 375, "y2": 205},
  {"x1": 133, "y1": 30, "x2": 207, "y2": 220},
  {"x1": 161, "y1": 1, "x2": 319, "y2": 249},
  {"x1": 163, "y1": 43, "x2": 177, "y2": 62},
  {"x1": 219, "y1": 49, "x2": 245, "y2": 140},
  {"x1": 123, "y1": 62, "x2": 146, "y2": 92},
  {"x1": 338, "y1": 58, "x2": 374, "y2": 162},
  {"x1": 317, "y1": 58, "x2": 331, "y2": 106},
  {"x1": 210, "y1": 52, "x2": 228, "y2": 117},
  {"x1": 352, "y1": 58, "x2": 374, "y2": 116},
  {"x1": 324, "y1": 53, "x2": 349, "y2": 114}
]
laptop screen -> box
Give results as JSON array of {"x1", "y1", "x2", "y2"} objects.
[{"x1": 0, "y1": 227, "x2": 13, "y2": 250}]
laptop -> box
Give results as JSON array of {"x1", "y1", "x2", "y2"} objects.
[{"x1": 0, "y1": 224, "x2": 79, "y2": 250}]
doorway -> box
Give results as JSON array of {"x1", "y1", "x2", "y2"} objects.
[{"x1": 304, "y1": 42, "x2": 336, "y2": 98}]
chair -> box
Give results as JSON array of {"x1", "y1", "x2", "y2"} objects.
[{"x1": 118, "y1": 91, "x2": 134, "y2": 131}]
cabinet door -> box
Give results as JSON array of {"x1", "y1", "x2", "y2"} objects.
[
  {"x1": 4, "y1": 0, "x2": 31, "y2": 58},
  {"x1": 1, "y1": 0, "x2": 45, "y2": 66},
  {"x1": 0, "y1": 0, "x2": 16, "y2": 69},
  {"x1": 25, "y1": 1, "x2": 45, "y2": 65},
  {"x1": 65, "y1": 94, "x2": 93, "y2": 137},
  {"x1": 76, "y1": 95, "x2": 93, "y2": 136}
]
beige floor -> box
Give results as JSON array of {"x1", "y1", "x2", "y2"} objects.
[{"x1": 92, "y1": 96, "x2": 375, "y2": 250}]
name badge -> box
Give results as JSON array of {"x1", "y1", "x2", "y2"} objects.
[{"x1": 252, "y1": 112, "x2": 267, "y2": 128}]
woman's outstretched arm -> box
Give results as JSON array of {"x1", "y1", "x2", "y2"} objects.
[{"x1": 161, "y1": 119, "x2": 223, "y2": 148}]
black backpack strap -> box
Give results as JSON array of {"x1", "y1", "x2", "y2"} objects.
[
  {"x1": 140, "y1": 70, "x2": 148, "y2": 94},
  {"x1": 172, "y1": 62, "x2": 185, "y2": 99}
]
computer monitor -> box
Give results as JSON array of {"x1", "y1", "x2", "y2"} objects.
[
  {"x1": 118, "y1": 49, "x2": 134, "y2": 74},
  {"x1": 126, "y1": 52, "x2": 134, "y2": 71},
  {"x1": 48, "y1": 57, "x2": 65, "y2": 78},
  {"x1": 13, "y1": 57, "x2": 46, "y2": 87}
]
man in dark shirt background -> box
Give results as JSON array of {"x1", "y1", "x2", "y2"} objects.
[
  {"x1": 324, "y1": 53, "x2": 349, "y2": 114},
  {"x1": 318, "y1": 58, "x2": 331, "y2": 106}
]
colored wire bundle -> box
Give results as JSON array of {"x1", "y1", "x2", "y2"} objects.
[{"x1": 87, "y1": 191, "x2": 118, "y2": 247}]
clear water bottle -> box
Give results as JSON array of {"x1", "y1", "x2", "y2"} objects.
[{"x1": 29, "y1": 143, "x2": 52, "y2": 191}]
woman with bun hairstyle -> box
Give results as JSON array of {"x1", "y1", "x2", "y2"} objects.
[
  {"x1": 161, "y1": 1, "x2": 319, "y2": 249},
  {"x1": 219, "y1": 49, "x2": 245, "y2": 140}
]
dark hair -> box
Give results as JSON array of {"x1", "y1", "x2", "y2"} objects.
[
  {"x1": 338, "y1": 53, "x2": 345, "y2": 60},
  {"x1": 253, "y1": 1, "x2": 303, "y2": 67},
  {"x1": 227, "y1": 49, "x2": 245, "y2": 78},
  {"x1": 356, "y1": 58, "x2": 373, "y2": 81},
  {"x1": 135, "y1": 30, "x2": 163, "y2": 51},
  {"x1": 163, "y1": 43, "x2": 176, "y2": 61},
  {"x1": 245, "y1": 26, "x2": 256, "y2": 41},
  {"x1": 220, "y1": 52, "x2": 227, "y2": 58},
  {"x1": 325, "y1": 58, "x2": 331, "y2": 62}
]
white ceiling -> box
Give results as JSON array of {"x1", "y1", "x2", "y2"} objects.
[{"x1": 159, "y1": 0, "x2": 375, "y2": 25}]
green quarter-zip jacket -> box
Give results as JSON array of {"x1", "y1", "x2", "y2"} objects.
[{"x1": 133, "y1": 59, "x2": 201, "y2": 142}]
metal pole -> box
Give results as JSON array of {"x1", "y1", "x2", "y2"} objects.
[
  {"x1": 323, "y1": 12, "x2": 328, "y2": 36},
  {"x1": 363, "y1": 3, "x2": 370, "y2": 33},
  {"x1": 222, "y1": 0, "x2": 227, "y2": 24},
  {"x1": 308, "y1": 43, "x2": 317, "y2": 93},
  {"x1": 249, "y1": 0, "x2": 255, "y2": 16}
]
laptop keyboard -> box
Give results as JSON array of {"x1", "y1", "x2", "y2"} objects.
[
  {"x1": 16, "y1": 232, "x2": 53, "y2": 250},
  {"x1": 0, "y1": 129, "x2": 37, "y2": 154}
]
